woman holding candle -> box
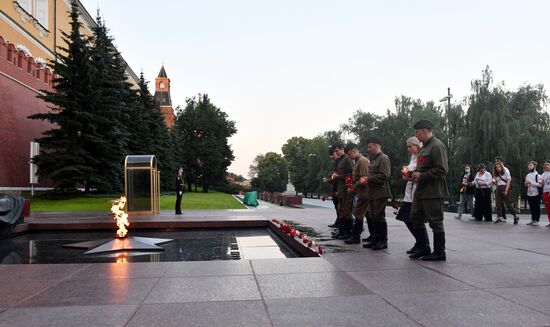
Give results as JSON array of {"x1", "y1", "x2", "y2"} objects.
[{"x1": 396, "y1": 137, "x2": 423, "y2": 254}]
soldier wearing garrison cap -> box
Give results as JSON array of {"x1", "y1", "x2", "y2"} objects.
[
  {"x1": 362, "y1": 136, "x2": 391, "y2": 250},
  {"x1": 409, "y1": 119, "x2": 449, "y2": 261},
  {"x1": 343, "y1": 143, "x2": 371, "y2": 244},
  {"x1": 331, "y1": 143, "x2": 354, "y2": 240}
]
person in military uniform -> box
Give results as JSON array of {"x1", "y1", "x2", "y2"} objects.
[
  {"x1": 175, "y1": 167, "x2": 184, "y2": 215},
  {"x1": 410, "y1": 119, "x2": 448, "y2": 261},
  {"x1": 344, "y1": 143, "x2": 370, "y2": 244},
  {"x1": 328, "y1": 146, "x2": 342, "y2": 228},
  {"x1": 331, "y1": 143, "x2": 354, "y2": 240},
  {"x1": 362, "y1": 137, "x2": 391, "y2": 250}
]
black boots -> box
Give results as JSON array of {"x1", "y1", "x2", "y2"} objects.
[
  {"x1": 362, "y1": 218, "x2": 375, "y2": 242},
  {"x1": 362, "y1": 220, "x2": 377, "y2": 248},
  {"x1": 363, "y1": 220, "x2": 387, "y2": 249},
  {"x1": 372, "y1": 220, "x2": 388, "y2": 250},
  {"x1": 328, "y1": 217, "x2": 340, "y2": 228},
  {"x1": 345, "y1": 218, "x2": 363, "y2": 244},
  {"x1": 409, "y1": 226, "x2": 431, "y2": 259},
  {"x1": 404, "y1": 221, "x2": 420, "y2": 254},
  {"x1": 333, "y1": 219, "x2": 352, "y2": 240},
  {"x1": 421, "y1": 232, "x2": 446, "y2": 261}
]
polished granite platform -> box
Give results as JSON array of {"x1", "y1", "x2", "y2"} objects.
[{"x1": 1, "y1": 199, "x2": 550, "y2": 326}]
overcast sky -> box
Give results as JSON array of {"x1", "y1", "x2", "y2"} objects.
[{"x1": 80, "y1": 0, "x2": 550, "y2": 177}]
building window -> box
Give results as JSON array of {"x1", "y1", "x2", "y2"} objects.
[
  {"x1": 17, "y1": 0, "x2": 32, "y2": 13},
  {"x1": 35, "y1": 0, "x2": 48, "y2": 29},
  {"x1": 14, "y1": 0, "x2": 49, "y2": 35}
]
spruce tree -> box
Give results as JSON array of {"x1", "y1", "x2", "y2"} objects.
[
  {"x1": 88, "y1": 13, "x2": 131, "y2": 192},
  {"x1": 136, "y1": 75, "x2": 176, "y2": 192},
  {"x1": 28, "y1": 2, "x2": 100, "y2": 192}
]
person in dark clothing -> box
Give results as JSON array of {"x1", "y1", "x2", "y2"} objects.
[
  {"x1": 328, "y1": 148, "x2": 341, "y2": 228},
  {"x1": 455, "y1": 164, "x2": 475, "y2": 219},
  {"x1": 331, "y1": 143, "x2": 354, "y2": 240},
  {"x1": 362, "y1": 137, "x2": 391, "y2": 250},
  {"x1": 410, "y1": 120, "x2": 448, "y2": 261},
  {"x1": 175, "y1": 167, "x2": 184, "y2": 215}
]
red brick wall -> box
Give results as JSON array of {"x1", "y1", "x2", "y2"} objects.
[{"x1": 0, "y1": 36, "x2": 54, "y2": 188}]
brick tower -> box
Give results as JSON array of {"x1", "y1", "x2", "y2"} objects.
[{"x1": 154, "y1": 65, "x2": 175, "y2": 128}]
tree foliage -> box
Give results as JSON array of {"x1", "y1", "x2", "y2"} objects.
[
  {"x1": 29, "y1": 3, "x2": 100, "y2": 192},
  {"x1": 174, "y1": 95, "x2": 236, "y2": 192},
  {"x1": 281, "y1": 66, "x2": 549, "y2": 202},
  {"x1": 29, "y1": 5, "x2": 181, "y2": 193},
  {"x1": 249, "y1": 152, "x2": 288, "y2": 192}
]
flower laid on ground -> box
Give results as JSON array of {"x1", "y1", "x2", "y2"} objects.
[{"x1": 271, "y1": 219, "x2": 323, "y2": 255}]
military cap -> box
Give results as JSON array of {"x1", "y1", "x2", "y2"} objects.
[
  {"x1": 366, "y1": 137, "x2": 382, "y2": 145},
  {"x1": 344, "y1": 142, "x2": 358, "y2": 153},
  {"x1": 413, "y1": 119, "x2": 433, "y2": 130}
]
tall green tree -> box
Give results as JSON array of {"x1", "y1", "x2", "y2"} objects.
[
  {"x1": 281, "y1": 137, "x2": 310, "y2": 194},
  {"x1": 249, "y1": 152, "x2": 288, "y2": 192},
  {"x1": 28, "y1": 2, "x2": 100, "y2": 192},
  {"x1": 174, "y1": 95, "x2": 236, "y2": 192},
  {"x1": 88, "y1": 13, "x2": 131, "y2": 192}
]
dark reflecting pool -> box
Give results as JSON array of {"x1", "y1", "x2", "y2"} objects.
[{"x1": 0, "y1": 228, "x2": 299, "y2": 264}]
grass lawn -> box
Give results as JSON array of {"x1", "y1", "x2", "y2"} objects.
[{"x1": 30, "y1": 191, "x2": 245, "y2": 212}]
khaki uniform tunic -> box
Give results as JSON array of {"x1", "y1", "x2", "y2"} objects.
[
  {"x1": 352, "y1": 154, "x2": 370, "y2": 220},
  {"x1": 411, "y1": 136, "x2": 448, "y2": 233},
  {"x1": 366, "y1": 151, "x2": 391, "y2": 222}
]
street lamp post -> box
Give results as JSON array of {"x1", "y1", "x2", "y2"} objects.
[{"x1": 439, "y1": 87, "x2": 454, "y2": 209}]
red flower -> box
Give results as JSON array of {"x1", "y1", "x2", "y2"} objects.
[{"x1": 417, "y1": 155, "x2": 425, "y2": 165}]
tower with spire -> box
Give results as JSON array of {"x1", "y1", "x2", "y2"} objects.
[{"x1": 154, "y1": 64, "x2": 175, "y2": 128}]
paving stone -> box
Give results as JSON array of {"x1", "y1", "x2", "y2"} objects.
[
  {"x1": 0, "y1": 305, "x2": 137, "y2": 327},
  {"x1": 385, "y1": 289, "x2": 550, "y2": 327},
  {"x1": 0, "y1": 264, "x2": 88, "y2": 282},
  {"x1": 256, "y1": 272, "x2": 371, "y2": 299},
  {"x1": 164, "y1": 260, "x2": 252, "y2": 277},
  {"x1": 17, "y1": 278, "x2": 157, "y2": 307},
  {"x1": 266, "y1": 295, "x2": 419, "y2": 327},
  {"x1": 489, "y1": 285, "x2": 550, "y2": 314},
  {"x1": 324, "y1": 253, "x2": 419, "y2": 271},
  {"x1": 0, "y1": 280, "x2": 59, "y2": 307},
  {"x1": 251, "y1": 257, "x2": 338, "y2": 274},
  {"x1": 68, "y1": 262, "x2": 171, "y2": 280},
  {"x1": 144, "y1": 275, "x2": 261, "y2": 303},
  {"x1": 425, "y1": 263, "x2": 550, "y2": 288},
  {"x1": 127, "y1": 301, "x2": 271, "y2": 327},
  {"x1": 348, "y1": 268, "x2": 472, "y2": 296},
  {"x1": 467, "y1": 249, "x2": 550, "y2": 264}
]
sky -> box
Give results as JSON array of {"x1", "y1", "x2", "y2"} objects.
[{"x1": 80, "y1": 0, "x2": 550, "y2": 177}]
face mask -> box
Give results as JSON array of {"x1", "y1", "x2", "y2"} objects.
[
  {"x1": 465, "y1": 169, "x2": 470, "y2": 174},
  {"x1": 529, "y1": 168, "x2": 535, "y2": 172}
]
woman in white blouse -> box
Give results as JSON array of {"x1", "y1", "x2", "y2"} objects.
[
  {"x1": 472, "y1": 163, "x2": 493, "y2": 222},
  {"x1": 396, "y1": 137, "x2": 422, "y2": 254},
  {"x1": 524, "y1": 161, "x2": 542, "y2": 225}
]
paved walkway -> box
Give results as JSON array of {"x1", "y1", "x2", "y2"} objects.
[{"x1": 1, "y1": 200, "x2": 550, "y2": 326}]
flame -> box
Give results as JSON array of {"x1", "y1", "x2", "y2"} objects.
[
  {"x1": 116, "y1": 254, "x2": 128, "y2": 263},
  {"x1": 111, "y1": 196, "x2": 129, "y2": 238},
  {"x1": 402, "y1": 166, "x2": 409, "y2": 176}
]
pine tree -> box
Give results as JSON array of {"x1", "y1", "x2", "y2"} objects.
[
  {"x1": 28, "y1": 2, "x2": 100, "y2": 192},
  {"x1": 88, "y1": 13, "x2": 130, "y2": 192}
]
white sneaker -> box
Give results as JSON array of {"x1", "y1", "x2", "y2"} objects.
[{"x1": 526, "y1": 220, "x2": 539, "y2": 226}]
